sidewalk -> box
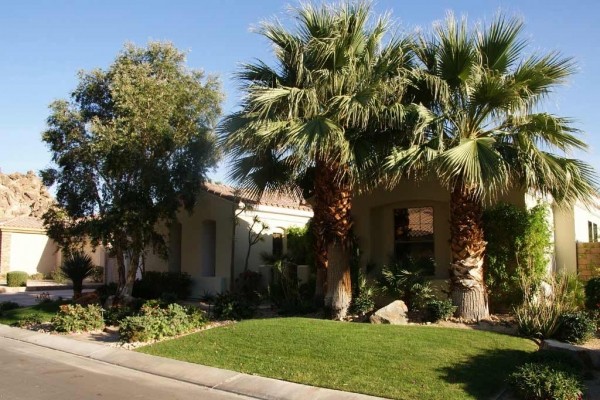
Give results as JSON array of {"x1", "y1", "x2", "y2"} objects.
[{"x1": 0, "y1": 324, "x2": 384, "y2": 400}]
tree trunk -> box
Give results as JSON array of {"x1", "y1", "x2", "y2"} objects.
[
  {"x1": 313, "y1": 159, "x2": 353, "y2": 319},
  {"x1": 449, "y1": 183, "x2": 489, "y2": 321},
  {"x1": 118, "y1": 251, "x2": 140, "y2": 297},
  {"x1": 313, "y1": 226, "x2": 328, "y2": 306},
  {"x1": 324, "y1": 242, "x2": 352, "y2": 319}
]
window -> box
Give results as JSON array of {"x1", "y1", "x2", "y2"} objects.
[
  {"x1": 272, "y1": 233, "x2": 283, "y2": 257},
  {"x1": 589, "y1": 221, "x2": 598, "y2": 242},
  {"x1": 394, "y1": 207, "x2": 435, "y2": 272}
]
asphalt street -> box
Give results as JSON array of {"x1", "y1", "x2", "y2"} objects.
[{"x1": 0, "y1": 337, "x2": 254, "y2": 400}]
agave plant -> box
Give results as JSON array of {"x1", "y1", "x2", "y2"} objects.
[{"x1": 61, "y1": 252, "x2": 96, "y2": 299}]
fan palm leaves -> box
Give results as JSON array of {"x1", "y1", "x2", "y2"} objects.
[
  {"x1": 386, "y1": 13, "x2": 598, "y2": 319},
  {"x1": 219, "y1": 1, "x2": 416, "y2": 318}
]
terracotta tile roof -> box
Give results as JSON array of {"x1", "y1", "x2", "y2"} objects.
[
  {"x1": 203, "y1": 182, "x2": 312, "y2": 212},
  {"x1": 0, "y1": 215, "x2": 45, "y2": 230}
]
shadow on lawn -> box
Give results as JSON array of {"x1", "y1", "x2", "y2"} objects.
[{"x1": 437, "y1": 348, "x2": 534, "y2": 399}]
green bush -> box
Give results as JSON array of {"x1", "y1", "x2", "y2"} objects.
[
  {"x1": 50, "y1": 268, "x2": 67, "y2": 284},
  {"x1": 90, "y1": 266, "x2": 104, "y2": 283},
  {"x1": 554, "y1": 311, "x2": 596, "y2": 344},
  {"x1": 509, "y1": 361, "x2": 583, "y2": 400},
  {"x1": 119, "y1": 302, "x2": 205, "y2": 343},
  {"x1": 379, "y1": 257, "x2": 434, "y2": 311},
  {"x1": 29, "y1": 272, "x2": 44, "y2": 280},
  {"x1": 286, "y1": 225, "x2": 314, "y2": 266},
  {"x1": 424, "y1": 299, "x2": 456, "y2": 322},
  {"x1": 52, "y1": 304, "x2": 105, "y2": 332},
  {"x1": 0, "y1": 301, "x2": 20, "y2": 312},
  {"x1": 585, "y1": 277, "x2": 600, "y2": 310},
  {"x1": 212, "y1": 291, "x2": 256, "y2": 320},
  {"x1": 6, "y1": 271, "x2": 28, "y2": 287},
  {"x1": 61, "y1": 252, "x2": 95, "y2": 298},
  {"x1": 132, "y1": 271, "x2": 192, "y2": 300},
  {"x1": 483, "y1": 204, "x2": 551, "y2": 311}
]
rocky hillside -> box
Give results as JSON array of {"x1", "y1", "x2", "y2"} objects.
[{"x1": 0, "y1": 171, "x2": 54, "y2": 220}]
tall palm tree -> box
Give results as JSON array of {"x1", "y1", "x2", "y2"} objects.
[
  {"x1": 387, "y1": 14, "x2": 598, "y2": 320},
  {"x1": 220, "y1": 2, "x2": 416, "y2": 319}
]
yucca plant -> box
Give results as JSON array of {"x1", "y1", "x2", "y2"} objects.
[{"x1": 61, "y1": 252, "x2": 96, "y2": 299}]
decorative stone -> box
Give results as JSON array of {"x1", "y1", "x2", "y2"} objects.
[{"x1": 370, "y1": 300, "x2": 408, "y2": 325}]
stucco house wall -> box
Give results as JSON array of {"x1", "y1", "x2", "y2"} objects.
[
  {"x1": 142, "y1": 184, "x2": 313, "y2": 297},
  {"x1": 554, "y1": 202, "x2": 600, "y2": 274}
]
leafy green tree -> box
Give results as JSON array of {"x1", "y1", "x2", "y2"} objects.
[
  {"x1": 386, "y1": 14, "x2": 597, "y2": 319},
  {"x1": 220, "y1": 2, "x2": 416, "y2": 318},
  {"x1": 42, "y1": 42, "x2": 223, "y2": 296}
]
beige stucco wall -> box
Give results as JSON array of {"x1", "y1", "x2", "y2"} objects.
[
  {"x1": 8, "y1": 231, "x2": 57, "y2": 275},
  {"x1": 143, "y1": 193, "x2": 313, "y2": 297},
  {"x1": 234, "y1": 204, "x2": 313, "y2": 277},
  {"x1": 554, "y1": 202, "x2": 600, "y2": 275}
]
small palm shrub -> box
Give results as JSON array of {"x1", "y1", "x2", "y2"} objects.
[
  {"x1": 554, "y1": 311, "x2": 596, "y2": 344},
  {"x1": 585, "y1": 277, "x2": 600, "y2": 310},
  {"x1": 61, "y1": 252, "x2": 95, "y2": 299},
  {"x1": 379, "y1": 257, "x2": 434, "y2": 311},
  {"x1": 350, "y1": 273, "x2": 377, "y2": 315},
  {"x1": 6, "y1": 271, "x2": 28, "y2": 287},
  {"x1": 52, "y1": 304, "x2": 104, "y2": 332},
  {"x1": 212, "y1": 291, "x2": 256, "y2": 320}
]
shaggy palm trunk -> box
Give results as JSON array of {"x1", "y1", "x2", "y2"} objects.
[
  {"x1": 312, "y1": 210, "x2": 328, "y2": 306},
  {"x1": 314, "y1": 159, "x2": 353, "y2": 320},
  {"x1": 449, "y1": 183, "x2": 489, "y2": 320}
]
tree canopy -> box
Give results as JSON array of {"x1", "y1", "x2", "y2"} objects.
[{"x1": 42, "y1": 41, "x2": 223, "y2": 294}]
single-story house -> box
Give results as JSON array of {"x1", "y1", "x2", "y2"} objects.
[
  {"x1": 351, "y1": 177, "x2": 600, "y2": 279},
  {"x1": 0, "y1": 215, "x2": 107, "y2": 277},
  {"x1": 140, "y1": 183, "x2": 314, "y2": 297}
]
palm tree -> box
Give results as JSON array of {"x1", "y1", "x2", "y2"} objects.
[
  {"x1": 386, "y1": 14, "x2": 598, "y2": 320},
  {"x1": 220, "y1": 2, "x2": 416, "y2": 319}
]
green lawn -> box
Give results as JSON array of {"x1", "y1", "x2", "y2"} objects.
[
  {"x1": 0, "y1": 301, "x2": 62, "y2": 326},
  {"x1": 139, "y1": 318, "x2": 537, "y2": 399}
]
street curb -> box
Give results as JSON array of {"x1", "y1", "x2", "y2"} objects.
[{"x1": 0, "y1": 325, "x2": 385, "y2": 400}]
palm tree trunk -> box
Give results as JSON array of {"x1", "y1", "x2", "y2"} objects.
[
  {"x1": 312, "y1": 211, "x2": 328, "y2": 306},
  {"x1": 314, "y1": 159, "x2": 353, "y2": 320},
  {"x1": 449, "y1": 183, "x2": 489, "y2": 320}
]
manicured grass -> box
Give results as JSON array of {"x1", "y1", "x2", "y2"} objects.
[
  {"x1": 139, "y1": 318, "x2": 537, "y2": 399},
  {"x1": 0, "y1": 301, "x2": 62, "y2": 326}
]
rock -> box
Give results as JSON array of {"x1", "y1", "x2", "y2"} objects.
[
  {"x1": 542, "y1": 339, "x2": 600, "y2": 371},
  {"x1": 370, "y1": 300, "x2": 409, "y2": 325},
  {"x1": 104, "y1": 294, "x2": 138, "y2": 309},
  {"x1": 0, "y1": 171, "x2": 54, "y2": 220}
]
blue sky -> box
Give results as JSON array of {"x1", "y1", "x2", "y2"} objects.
[{"x1": 1, "y1": 0, "x2": 599, "y2": 183}]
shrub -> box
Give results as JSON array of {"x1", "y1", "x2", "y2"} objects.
[
  {"x1": 61, "y1": 252, "x2": 95, "y2": 298},
  {"x1": 379, "y1": 257, "x2": 434, "y2": 311},
  {"x1": 508, "y1": 362, "x2": 583, "y2": 400},
  {"x1": 212, "y1": 291, "x2": 256, "y2": 320},
  {"x1": 235, "y1": 270, "x2": 262, "y2": 303},
  {"x1": 483, "y1": 204, "x2": 551, "y2": 311},
  {"x1": 132, "y1": 271, "x2": 192, "y2": 300},
  {"x1": 0, "y1": 301, "x2": 20, "y2": 312},
  {"x1": 585, "y1": 277, "x2": 600, "y2": 310},
  {"x1": 286, "y1": 225, "x2": 314, "y2": 266},
  {"x1": 424, "y1": 299, "x2": 457, "y2": 322},
  {"x1": 90, "y1": 266, "x2": 104, "y2": 283},
  {"x1": 29, "y1": 272, "x2": 44, "y2": 280},
  {"x1": 515, "y1": 274, "x2": 579, "y2": 339},
  {"x1": 554, "y1": 311, "x2": 596, "y2": 344},
  {"x1": 95, "y1": 283, "x2": 118, "y2": 305},
  {"x1": 103, "y1": 306, "x2": 136, "y2": 326},
  {"x1": 52, "y1": 304, "x2": 105, "y2": 332},
  {"x1": 50, "y1": 268, "x2": 67, "y2": 284},
  {"x1": 350, "y1": 274, "x2": 377, "y2": 315},
  {"x1": 264, "y1": 256, "x2": 315, "y2": 315},
  {"x1": 6, "y1": 271, "x2": 28, "y2": 287},
  {"x1": 119, "y1": 302, "x2": 205, "y2": 342}
]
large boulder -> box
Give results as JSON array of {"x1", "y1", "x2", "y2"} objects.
[
  {"x1": 0, "y1": 170, "x2": 54, "y2": 219},
  {"x1": 370, "y1": 300, "x2": 409, "y2": 325}
]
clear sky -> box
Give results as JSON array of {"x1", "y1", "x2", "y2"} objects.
[{"x1": 1, "y1": 0, "x2": 599, "y2": 184}]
